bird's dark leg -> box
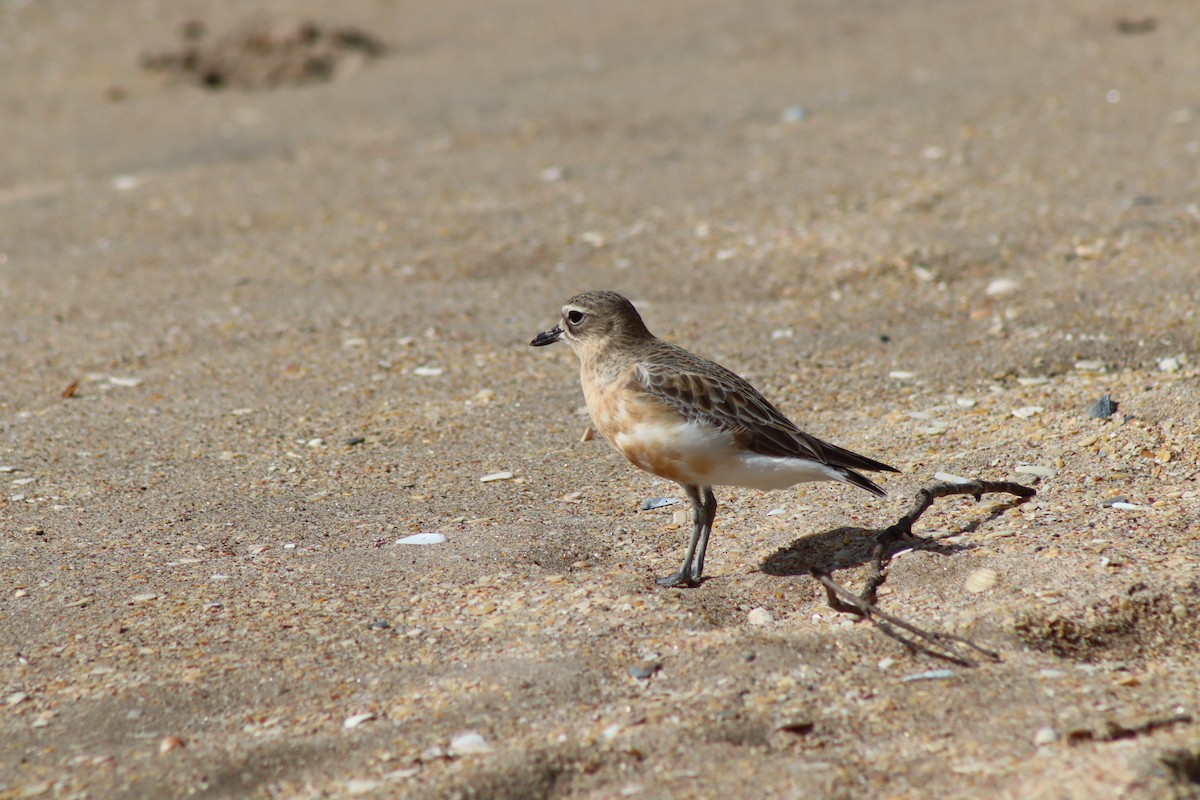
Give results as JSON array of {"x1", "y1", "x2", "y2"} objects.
[
  {"x1": 690, "y1": 487, "x2": 717, "y2": 581},
  {"x1": 655, "y1": 484, "x2": 708, "y2": 588}
]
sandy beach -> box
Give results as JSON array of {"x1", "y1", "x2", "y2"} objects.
[{"x1": 2, "y1": 0, "x2": 1199, "y2": 797}]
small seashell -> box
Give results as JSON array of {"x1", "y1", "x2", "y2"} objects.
[
  {"x1": 640, "y1": 497, "x2": 679, "y2": 510},
  {"x1": 343, "y1": 712, "x2": 376, "y2": 729},
  {"x1": 964, "y1": 568, "x2": 998, "y2": 593},
  {"x1": 1074, "y1": 359, "x2": 1107, "y2": 372},
  {"x1": 397, "y1": 533, "x2": 447, "y2": 545},
  {"x1": 746, "y1": 607, "x2": 774, "y2": 626},
  {"x1": 448, "y1": 731, "x2": 493, "y2": 756},
  {"x1": 901, "y1": 669, "x2": 955, "y2": 682},
  {"x1": 480, "y1": 471, "x2": 513, "y2": 483},
  {"x1": 1011, "y1": 406, "x2": 1043, "y2": 419},
  {"x1": 131, "y1": 593, "x2": 158, "y2": 604},
  {"x1": 985, "y1": 278, "x2": 1019, "y2": 297},
  {"x1": 159, "y1": 735, "x2": 186, "y2": 753},
  {"x1": 934, "y1": 471, "x2": 973, "y2": 485},
  {"x1": 1156, "y1": 356, "x2": 1181, "y2": 372},
  {"x1": 889, "y1": 371, "x2": 917, "y2": 380},
  {"x1": 108, "y1": 376, "x2": 143, "y2": 387},
  {"x1": 1016, "y1": 376, "x2": 1049, "y2": 386},
  {"x1": 1033, "y1": 726, "x2": 1058, "y2": 746},
  {"x1": 412, "y1": 366, "x2": 443, "y2": 377}
]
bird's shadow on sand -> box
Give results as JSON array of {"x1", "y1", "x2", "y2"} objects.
[{"x1": 758, "y1": 494, "x2": 1022, "y2": 578}]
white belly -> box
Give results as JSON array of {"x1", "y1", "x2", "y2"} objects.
[
  {"x1": 713, "y1": 452, "x2": 847, "y2": 491},
  {"x1": 614, "y1": 418, "x2": 846, "y2": 490}
]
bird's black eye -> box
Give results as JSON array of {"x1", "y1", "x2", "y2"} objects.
[{"x1": 566, "y1": 310, "x2": 585, "y2": 325}]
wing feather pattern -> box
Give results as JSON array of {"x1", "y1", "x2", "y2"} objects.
[{"x1": 632, "y1": 343, "x2": 898, "y2": 487}]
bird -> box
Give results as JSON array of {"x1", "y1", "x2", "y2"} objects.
[{"x1": 531, "y1": 290, "x2": 898, "y2": 587}]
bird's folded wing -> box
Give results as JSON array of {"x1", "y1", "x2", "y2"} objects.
[{"x1": 634, "y1": 360, "x2": 897, "y2": 473}]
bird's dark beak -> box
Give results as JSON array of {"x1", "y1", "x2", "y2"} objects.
[{"x1": 530, "y1": 325, "x2": 563, "y2": 347}]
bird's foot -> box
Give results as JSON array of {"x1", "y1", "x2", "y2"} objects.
[{"x1": 655, "y1": 570, "x2": 702, "y2": 588}]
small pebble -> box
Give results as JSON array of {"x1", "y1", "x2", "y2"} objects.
[
  {"x1": 1033, "y1": 726, "x2": 1059, "y2": 745},
  {"x1": 934, "y1": 471, "x2": 973, "y2": 485},
  {"x1": 6, "y1": 692, "x2": 29, "y2": 706},
  {"x1": 1101, "y1": 496, "x2": 1128, "y2": 508},
  {"x1": 367, "y1": 619, "x2": 391, "y2": 630},
  {"x1": 877, "y1": 658, "x2": 896, "y2": 671},
  {"x1": 628, "y1": 660, "x2": 661, "y2": 680},
  {"x1": 774, "y1": 718, "x2": 815, "y2": 735},
  {"x1": 1017, "y1": 376, "x2": 1050, "y2": 386},
  {"x1": 1108, "y1": 502, "x2": 1143, "y2": 511},
  {"x1": 1074, "y1": 360, "x2": 1107, "y2": 372},
  {"x1": 480, "y1": 471, "x2": 513, "y2": 483},
  {"x1": 343, "y1": 712, "x2": 376, "y2": 729},
  {"x1": 108, "y1": 376, "x2": 143, "y2": 387},
  {"x1": 131, "y1": 593, "x2": 158, "y2": 604},
  {"x1": 448, "y1": 731, "x2": 493, "y2": 756},
  {"x1": 412, "y1": 366, "x2": 443, "y2": 377},
  {"x1": 1086, "y1": 394, "x2": 1119, "y2": 419},
  {"x1": 766, "y1": 507, "x2": 784, "y2": 516},
  {"x1": 889, "y1": 371, "x2": 917, "y2": 380},
  {"x1": 747, "y1": 607, "x2": 774, "y2": 626},
  {"x1": 1157, "y1": 356, "x2": 1181, "y2": 372},
  {"x1": 780, "y1": 105, "x2": 809, "y2": 123},
  {"x1": 397, "y1": 533, "x2": 447, "y2": 545},
  {"x1": 1012, "y1": 406, "x2": 1043, "y2": 419}
]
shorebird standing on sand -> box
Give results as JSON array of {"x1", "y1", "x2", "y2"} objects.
[{"x1": 531, "y1": 290, "x2": 898, "y2": 587}]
